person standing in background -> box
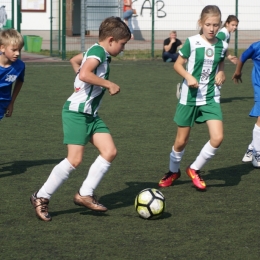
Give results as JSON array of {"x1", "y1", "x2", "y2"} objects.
[{"x1": 123, "y1": 0, "x2": 134, "y2": 39}]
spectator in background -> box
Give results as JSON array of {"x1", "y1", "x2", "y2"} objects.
[
  {"x1": 123, "y1": 0, "x2": 134, "y2": 39},
  {"x1": 162, "y1": 31, "x2": 182, "y2": 62}
]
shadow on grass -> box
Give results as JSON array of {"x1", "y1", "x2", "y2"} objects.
[
  {"x1": 50, "y1": 181, "x2": 173, "y2": 219},
  {"x1": 221, "y1": 96, "x2": 253, "y2": 103},
  {"x1": 0, "y1": 158, "x2": 63, "y2": 178},
  {"x1": 205, "y1": 163, "x2": 255, "y2": 187},
  {"x1": 99, "y1": 181, "x2": 167, "y2": 210}
]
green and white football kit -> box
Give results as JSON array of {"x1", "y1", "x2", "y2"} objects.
[
  {"x1": 62, "y1": 43, "x2": 111, "y2": 145},
  {"x1": 178, "y1": 34, "x2": 228, "y2": 106},
  {"x1": 175, "y1": 34, "x2": 228, "y2": 126},
  {"x1": 216, "y1": 27, "x2": 230, "y2": 44}
]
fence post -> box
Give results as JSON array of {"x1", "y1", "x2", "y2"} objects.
[
  {"x1": 62, "y1": 0, "x2": 66, "y2": 60},
  {"x1": 80, "y1": 0, "x2": 86, "y2": 52},
  {"x1": 151, "y1": 0, "x2": 154, "y2": 58},
  {"x1": 235, "y1": 0, "x2": 238, "y2": 57}
]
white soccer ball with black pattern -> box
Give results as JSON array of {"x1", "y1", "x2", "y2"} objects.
[{"x1": 134, "y1": 188, "x2": 165, "y2": 219}]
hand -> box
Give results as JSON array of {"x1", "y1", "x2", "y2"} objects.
[
  {"x1": 228, "y1": 55, "x2": 238, "y2": 65},
  {"x1": 170, "y1": 38, "x2": 176, "y2": 44},
  {"x1": 5, "y1": 103, "x2": 14, "y2": 117},
  {"x1": 107, "y1": 82, "x2": 120, "y2": 95},
  {"x1": 186, "y1": 75, "x2": 199, "y2": 88},
  {"x1": 215, "y1": 71, "x2": 225, "y2": 86},
  {"x1": 232, "y1": 72, "x2": 242, "y2": 84}
]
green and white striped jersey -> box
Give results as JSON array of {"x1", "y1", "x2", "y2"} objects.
[
  {"x1": 65, "y1": 43, "x2": 110, "y2": 116},
  {"x1": 179, "y1": 34, "x2": 228, "y2": 106},
  {"x1": 216, "y1": 27, "x2": 230, "y2": 44}
]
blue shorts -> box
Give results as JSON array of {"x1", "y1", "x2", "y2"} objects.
[{"x1": 249, "y1": 101, "x2": 260, "y2": 117}]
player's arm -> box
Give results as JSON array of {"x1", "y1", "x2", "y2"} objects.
[
  {"x1": 70, "y1": 53, "x2": 84, "y2": 74},
  {"x1": 215, "y1": 60, "x2": 226, "y2": 86},
  {"x1": 232, "y1": 58, "x2": 244, "y2": 83},
  {"x1": 174, "y1": 55, "x2": 198, "y2": 88},
  {"x1": 226, "y1": 50, "x2": 237, "y2": 64},
  {"x1": 6, "y1": 80, "x2": 23, "y2": 117},
  {"x1": 79, "y1": 57, "x2": 120, "y2": 95}
]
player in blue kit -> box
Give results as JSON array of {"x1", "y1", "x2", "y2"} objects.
[
  {"x1": 232, "y1": 41, "x2": 260, "y2": 167},
  {"x1": 0, "y1": 29, "x2": 25, "y2": 120}
]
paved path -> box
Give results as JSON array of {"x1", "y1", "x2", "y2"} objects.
[{"x1": 21, "y1": 52, "x2": 64, "y2": 63}]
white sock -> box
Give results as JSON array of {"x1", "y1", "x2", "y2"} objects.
[
  {"x1": 79, "y1": 155, "x2": 111, "y2": 196},
  {"x1": 37, "y1": 158, "x2": 75, "y2": 199},
  {"x1": 248, "y1": 141, "x2": 254, "y2": 150},
  {"x1": 253, "y1": 124, "x2": 260, "y2": 153},
  {"x1": 169, "y1": 148, "x2": 184, "y2": 173},
  {"x1": 190, "y1": 141, "x2": 218, "y2": 170}
]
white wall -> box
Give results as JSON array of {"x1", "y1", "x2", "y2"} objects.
[{"x1": 4, "y1": 0, "x2": 260, "y2": 31}]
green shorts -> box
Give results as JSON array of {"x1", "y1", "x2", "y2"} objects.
[
  {"x1": 62, "y1": 108, "x2": 110, "y2": 145},
  {"x1": 174, "y1": 102, "x2": 222, "y2": 127}
]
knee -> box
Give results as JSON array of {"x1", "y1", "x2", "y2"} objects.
[
  {"x1": 210, "y1": 134, "x2": 224, "y2": 148},
  {"x1": 174, "y1": 138, "x2": 188, "y2": 151},
  {"x1": 67, "y1": 156, "x2": 83, "y2": 168},
  {"x1": 101, "y1": 147, "x2": 117, "y2": 162}
]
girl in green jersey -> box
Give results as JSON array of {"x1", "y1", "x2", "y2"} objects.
[{"x1": 159, "y1": 5, "x2": 227, "y2": 191}]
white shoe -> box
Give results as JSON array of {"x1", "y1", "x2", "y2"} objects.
[
  {"x1": 176, "y1": 83, "x2": 181, "y2": 99},
  {"x1": 242, "y1": 149, "x2": 253, "y2": 162},
  {"x1": 252, "y1": 153, "x2": 260, "y2": 168}
]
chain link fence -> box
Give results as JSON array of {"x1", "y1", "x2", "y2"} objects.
[{"x1": 3, "y1": 0, "x2": 260, "y2": 60}]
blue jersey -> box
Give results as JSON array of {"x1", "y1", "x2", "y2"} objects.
[
  {"x1": 0, "y1": 59, "x2": 25, "y2": 102},
  {"x1": 241, "y1": 41, "x2": 260, "y2": 101}
]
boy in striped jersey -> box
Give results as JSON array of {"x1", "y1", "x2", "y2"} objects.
[
  {"x1": 159, "y1": 5, "x2": 228, "y2": 191},
  {"x1": 30, "y1": 17, "x2": 131, "y2": 221}
]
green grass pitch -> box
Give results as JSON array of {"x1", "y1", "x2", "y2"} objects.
[{"x1": 0, "y1": 60, "x2": 259, "y2": 259}]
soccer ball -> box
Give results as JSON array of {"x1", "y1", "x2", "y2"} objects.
[{"x1": 134, "y1": 188, "x2": 165, "y2": 220}]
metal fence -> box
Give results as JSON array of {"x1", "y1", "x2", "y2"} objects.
[{"x1": 3, "y1": 0, "x2": 260, "y2": 60}]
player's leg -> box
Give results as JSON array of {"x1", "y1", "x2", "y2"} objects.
[
  {"x1": 159, "y1": 126, "x2": 190, "y2": 187},
  {"x1": 187, "y1": 103, "x2": 223, "y2": 190},
  {"x1": 30, "y1": 109, "x2": 85, "y2": 221},
  {"x1": 252, "y1": 116, "x2": 260, "y2": 167},
  {"x1": 74, "y1": 118, "x2": 115, "y2": 211},
  {"x1": 248, "y1": 102, "x2": 260, "y2": 167},
  {"x1": 159, "y1": 103, "x2": 193, "y2": 187}
]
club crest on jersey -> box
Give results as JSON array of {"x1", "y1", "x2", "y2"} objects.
[
  {"x1": 5, "y1": 75, "x2": 17, "y2": 82},
  {"x1": 74, "y1": 87, "x2": 80, "y2": 92},
  {"x1": 205, "y1": 48, "x2": 214, "y2": 57}
]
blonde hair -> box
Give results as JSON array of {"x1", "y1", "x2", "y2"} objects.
[
  {"x1": 0, "y1": 29, "x2": 24, "y2": 48},
  {"x1": 99, "y1": 16, "x2": 131, "y2": 41},
  {"x1": 198, "y1": 5, "x2": 222, "y2": 35}
]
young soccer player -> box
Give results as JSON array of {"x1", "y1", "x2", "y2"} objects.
[
  {"x1": 232, "y1": 41, "x2": 260, "y2": 167},
  {"x1": 0, "y1": 29, "x2": 25, "y2": 120},
  {"x1": 30, "y1": 17, "x2": 131, "y2": 221},
  {"x1": 216, "y1": 15, "x2": 239, "y2": 64},
  {"x1": 158, "y1": 5, "x2": 228, "y2": 191}
]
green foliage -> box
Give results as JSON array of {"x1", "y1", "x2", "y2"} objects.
[{"x1": 0, "y1": 60, "x2": 259, "y2": 259}]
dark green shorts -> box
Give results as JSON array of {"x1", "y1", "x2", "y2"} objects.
[
  {"x1": 62, "y1": 108, "x2": 110, "y2": 145},
  {"x1": 174, "y1": 102, "x2": 222, "y2": 127}
]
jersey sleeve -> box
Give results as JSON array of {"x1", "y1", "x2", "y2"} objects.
[
  {"x1": 216, "y1": 31, "x2": 225, "y2": 41},
  {"x1": 86, "y1": 45, "x2": 106, "y2": 63},
  {"x1": 178, "y1": 38, "x2": 190, "y2": 59},
  {"x1": 241, "y1": 44, "x2": 255, "y2": 63}
]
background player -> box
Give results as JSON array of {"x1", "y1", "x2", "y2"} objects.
[{"x1": 232, "y1": 40, "x2": 260, "y2": 167}]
